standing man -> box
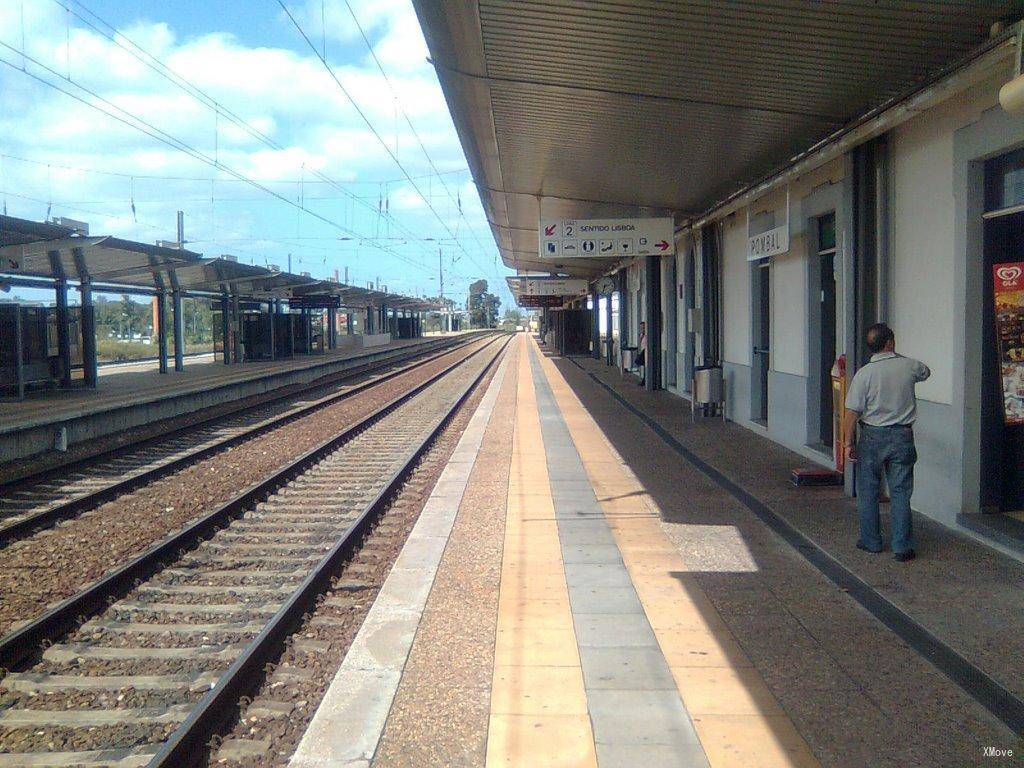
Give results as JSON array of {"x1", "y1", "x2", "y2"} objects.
[{"x1": 843, "y1": 323, "x2": 931, "y2": 562}]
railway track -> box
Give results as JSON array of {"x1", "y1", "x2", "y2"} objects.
[
  {"x1": 0, "y1": 333, "x2": 509, "y2": 768},
  {"x1": 0, "y1": 334, "x2": 485, "y2": 548}
]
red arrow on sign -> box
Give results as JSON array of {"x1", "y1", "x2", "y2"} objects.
[
  {"x1": 655, "y1": 240, "x2": 670, "y2": 251},
  {"x1": 544, "y1": 224, "x2": 556, "y2": 237}
]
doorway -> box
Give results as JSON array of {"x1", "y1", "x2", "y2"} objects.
[
  {"x1": 817, "y1": 213, "x2": 838, "y2": 449},
  {"x1": 752, "y1": 260, "x2": 770, "y2": 424},
  {"x1": 981, "y1": 209, "x2": 1024, "y2": 513}
]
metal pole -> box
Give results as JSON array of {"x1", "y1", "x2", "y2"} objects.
[
  {"x1": 268, "y1": 301, "x2": 276, "y2": 360},
  {"x1": 172, "y1": 290, "x2": 184, "y2": 372},
  {"x1": 54, "y1": 281, "x2": 71, "y2": 388},
  {"x1": 604, "y1": 293, "x2": 613, "y2": 366},
  {"x1": 47, "y1": 249, "x2": 72, "y2": 388},
  {"x1": 220, "y1": 294, "x2": 231, "y2": 365},
  {"x1": 156, "y1": 291, "x2": 169, "y2": 374},
  {"x1": 14, "y1": 307, "x2": 24, "y2": 399},
  {"x1": 79, "y1": 279, "x2": 98, "y2": 386},
  {"x1": 70, "y1": 246, "x2": 98, "y2": 388},
  {"x1": 590, "y1": 289, "x2": 600, "y2": 360},
  {"x1": 231, "y1": 294, "x2": 241, "y2": 362},
  {"x1": 645, "y1": 255, "x2": 661, "y2": 391},
  {"x1": 617, "y1": 269, "x2": 628, "y2": 371}
]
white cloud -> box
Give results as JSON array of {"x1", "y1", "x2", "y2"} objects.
[{"x1": 0, "y1": 0, "x2": 505, "y2": 300}]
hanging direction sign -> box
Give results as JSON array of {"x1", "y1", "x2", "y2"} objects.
[
  {"x1": 518, "y1": 294, "x2": 565, "y2": 308},
  {"x1": 518, "y1": 278, "x2": 588, "y2": 296},
  {"x1": 290, "y1": 294, "x2": 341, "y2": 309},
  {"x1": 540, "y1": 218, "x2": 675, "y2": 258}
]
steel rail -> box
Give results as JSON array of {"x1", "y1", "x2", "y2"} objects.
[
  {"x1": 148, "y1": 333, "x2": 510, "y2": 767},
  {"x1": 0, "y1": 333, "x2": 508, "y2": 675},
  {"x1": 0, "y1": 334, "x2": 489, "y2": 548}
]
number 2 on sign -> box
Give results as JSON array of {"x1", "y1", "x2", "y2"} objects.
[{"x1": 564, "y1": 224, "x2": 574, "y2": 237}]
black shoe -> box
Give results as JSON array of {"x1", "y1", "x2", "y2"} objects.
[
  {"x1": 856, "y1": 541, "x2": 883, "y2": 554},
  {"x1": 894, "y1": 549, "x2": 916, "y2": 562}
]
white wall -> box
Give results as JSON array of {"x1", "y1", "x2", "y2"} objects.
[
  {"x1": 771, "y1": 249, "x2": 807, "y2": 376},
  {"x1": 748, "y1": 185, "x2": 808, "y2": 377},
  {"x1": 890, "y1": 76, "x2": 1001, "y2": 406},
  {"x1": 721, "y1": 215, "x2": 751, "y2": 366}
]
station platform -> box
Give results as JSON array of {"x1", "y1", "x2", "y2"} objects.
[
  {"x1": 0, "y1": 333, "x2": 474, "y2": 472},
  {"x1": 288, "y1": 334, "x2": 1023, "y2": 768}
]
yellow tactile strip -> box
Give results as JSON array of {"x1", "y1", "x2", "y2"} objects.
[
  {"x1": 485, "y1": 340, "x2": 598, "y2": 768},
  {"x1": 532, "y1": 339, "x2": 820, "y2": 768}
]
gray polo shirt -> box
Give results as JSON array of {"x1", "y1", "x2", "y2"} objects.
[{"x1": 845, "y1": 352, "x2": 931, "y2": 426}]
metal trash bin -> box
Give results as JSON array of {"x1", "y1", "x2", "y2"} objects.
[{"x1": 692, "y1": 366, "x2": 725, "y2": 422}]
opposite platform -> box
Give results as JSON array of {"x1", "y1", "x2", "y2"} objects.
[{"x1": 0, "y1": 333, "x2": 474, "y2": 470}]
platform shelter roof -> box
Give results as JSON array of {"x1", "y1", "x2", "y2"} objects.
[{"x1": 413, "y1": 1, "x2": 1024, "y2": 280}]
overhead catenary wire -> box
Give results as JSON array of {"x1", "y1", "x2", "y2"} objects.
[
  {"x1": 277, "y1": 0, "x2": 494, "y2": 282},
  {"x1": 341, "y1": 0, "x2": 500, "y2": 277},
  {"x1": 47, "y1": 0, "x2": 447, "y2": 263},
  {"x1": 0, "y1": 44, "x2": 434, "y2": 277},
  {"x1": 0, "y1": 151, "x2": 470, "y2": 185}
]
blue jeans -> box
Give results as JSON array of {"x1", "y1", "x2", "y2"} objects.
[{"x1": 856, "y1": 424, "x2": 916, "y2": 553}]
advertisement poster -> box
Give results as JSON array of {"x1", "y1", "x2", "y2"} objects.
[{"x1": 993, "y1": 262, "x2": 1024, "y2": 424}]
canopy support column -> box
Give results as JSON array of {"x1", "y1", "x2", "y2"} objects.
[
  {"x1": 604, "y1": 293, "x2": 613, "y2": 366},
  {"x1": 172, "y1": 290, "x2": 184, "y2": 372},
  {"x1": 156, "y1": 291, "x2": 168, "y2": 374},
  {"x1": 220, "y1": 293, "x2": 231, "y2": 365},
  {"x1": 72, "y1": 247, "x2": 98, "y2": 388},
  {"x1": 645, "y1": 255, "x2": 661, "y2": 391},
  {"x1": 48, "y1": 250, "x2": 72, "y2": 389}
]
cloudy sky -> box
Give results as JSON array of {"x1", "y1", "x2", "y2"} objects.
[{"x1": 0, "y1": 0, "x2": 510, "y2": 307}]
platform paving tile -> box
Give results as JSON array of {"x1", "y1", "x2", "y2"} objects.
[
  {"x1": 560, "y1": 543, "x2": 623, "y2": 564},
  {"x1": 563, "y1": 561, "x2": 636, "y2": 589},
  {"x1": 596, "y1": 742, "x2": 710, "y2": 768},
  {"x1": 587, "y1": 690, "x2": 704, "y2": 747},
  {"x1": 572, "y1": 612, "x2": 658, "y2": 647},
  {"x1": 578, "y1": 646, "x2": 679, "y2": 691},
  {"x1": 566, "y1": 585, "x2": 647, "y2": 614}
]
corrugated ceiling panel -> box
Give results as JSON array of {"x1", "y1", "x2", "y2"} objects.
[{"x1": 416, "y1": 0, "x2": 1024, "y2": 278}]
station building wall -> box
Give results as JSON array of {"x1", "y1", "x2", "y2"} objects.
[
  {"x1": 655, "y1": 52, "x2": 1024, "y2": 530},
  {"x1": 713, "y1": 159, "x2": 845, "y2": 461}
]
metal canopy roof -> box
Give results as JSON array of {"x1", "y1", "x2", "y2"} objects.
[
  {"x1": 414, "y1": 0, "x2": 1024, "y2": 279},
  {"x1": 0, "y1": 215, "x2": 76, "y2": 248},
  {"x1": 0, "y1": 234, "x2": 204, "y2": 290},
  {"x1": 0, "y1": 216, "x2": 440, "y2": 309}
]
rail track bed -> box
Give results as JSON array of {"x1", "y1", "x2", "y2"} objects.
[
  {"x1": 0, "y1": 336, "x2": 496, "y2": 637},
  {"x1": 0, "y1": 335, "x2": 482, "y2": 547},
  {"x1": 0, "y1": 334, "x2": 508, "y2": 768}
]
